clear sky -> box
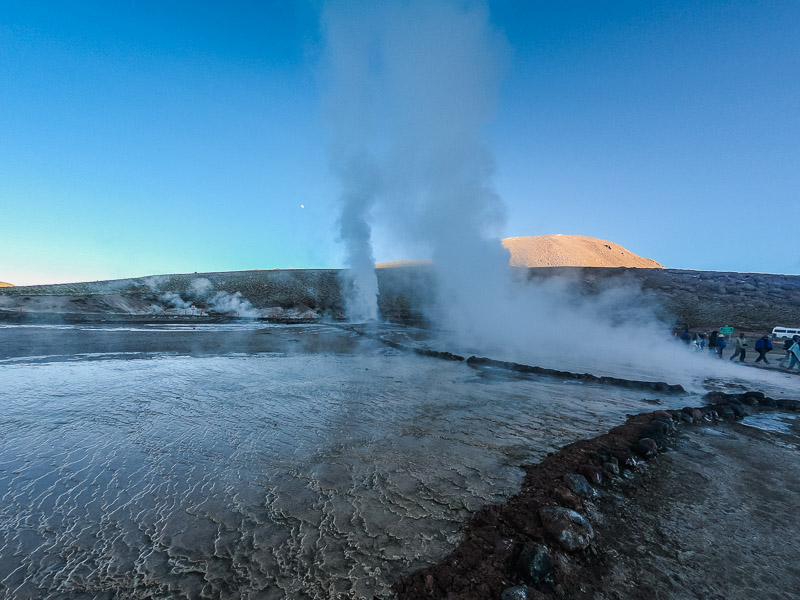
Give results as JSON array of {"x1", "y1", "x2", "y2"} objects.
[{"x1": 1, "y1": 0, "x2": 798, "y2": 286}]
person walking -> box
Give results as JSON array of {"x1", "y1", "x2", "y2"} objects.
[
  {"x1": 788, "y1": 336, "x2": 800, "y2": 370},
  {"x1": 729, "y1": 333, "x2": 748, "y2": 362},
  {"x1": 695, "y1": 332, "x2": 707, "y2": 351},
  {"x1": 716, "y1": 334, "x2": 727, "y2": 358},
  {"x1": 708, "y1": 330, "x2": 718, "y2": 354},
  {"x1": 779, "y1": 336, "x2": 795, "y2": 367},
  {"x1": 754, "y1": 334, "x2": 773, "y2": 364}
]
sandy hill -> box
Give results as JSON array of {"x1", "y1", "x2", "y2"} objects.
[
  {"x1": 502, "y1": 235, "x2": 663, "y2": 268},
  {"x1": 0, "y1": 282, "x2": 12, "y2": 287},
  {"x1": 377, "y1": 235, "x2": 662, "y2": 269}
]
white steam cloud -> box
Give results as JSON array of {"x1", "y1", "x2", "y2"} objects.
[
  {"x1": 159, "y1": 291, "x2": 191, "y2": 310},
  {"x1": 320, "y1": 0, "x2": 794, "y2": 393},
  {"x1": 207, "y1": 290, "x2": 259, "y2": 318},
  {"x1": 321, "y1": 0, "x2": 509, "y2": 328},
  {"x1": 188, "y1": 278, "x2": 213, "y2": 298},
  {"x1": 149, "y1": 277, "x2": 259, "y2": 318}
]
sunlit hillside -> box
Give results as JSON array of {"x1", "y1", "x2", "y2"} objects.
[
  {"x1": 377, "y1": 235, "x2": 663, "y2": 269},
  {"x1": 502, "y1": 235, "x2": 663, "y2": 268}
]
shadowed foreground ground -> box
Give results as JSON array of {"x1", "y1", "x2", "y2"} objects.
[
  {"x1": 396, "y1": 404, "x2": 800, "y2": 600},
  {"x1": 591, "y1": 420, "x2": 800, "y2": 600}
]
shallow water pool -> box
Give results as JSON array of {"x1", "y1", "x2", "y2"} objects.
[{"x1": 0, "y1": 324, "x2": 750, "y2": 598}]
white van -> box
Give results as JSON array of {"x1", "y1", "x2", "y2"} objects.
[{"x1": 772, "y1": 326, "x2": 800, "y2": 339}]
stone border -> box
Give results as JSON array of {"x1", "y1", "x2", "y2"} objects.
[
  {"x1": 465, "y1": 355, "x2": 686, "y2": 393},
  {"x1": 366, "y1": 329, "x2": 688, "y2": 392}
]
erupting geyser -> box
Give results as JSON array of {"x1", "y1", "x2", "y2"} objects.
[{"x1": 322, "y1": 0, "x2": 509, "y2": 324}]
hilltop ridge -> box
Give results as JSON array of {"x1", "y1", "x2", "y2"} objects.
[
  {"x1": 376, "y1": 235, "x2": 662, "y2": 269},
  {"x1": 502, "y1": 234, "x2": 662, "y2": 268}
]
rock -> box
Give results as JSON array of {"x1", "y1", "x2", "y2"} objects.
[
  {"x1": 563, "y1": 473, "x2": 597, "y2": 499},
  {"x1": 639, "y1": 429, "x2": 666, "y2": 447},
  {"x1": 613, "y1": 449, "x2": 638, "y2": 468},
  {"x1": 602, "y1": 461, "x2": 619, "y2": 475},
  {"x1": 776, "y1": 399, "x2": 800, "y2": 412},
  {"x1": 718, "y1": 405, "x2": 735, "y2": 418},
  {"x1": 690, "y1": 408, "x2": 703, "y2": 420},
  {"x1": 654, "y1": 410, "x2": 674, "y2": 421},
  {"x1": 553, "y1": 486, "x2": 582, "y2": 512},
  {"x1": 642, "y1": 420, "x2": 671, "y2": 442},
  {"x1": 645, "y1": 419, "x2": 671, "y2": 434},
  {"x1": 539, "y1": 506, "x2": 595, "y2": 552},
  {"x1": 743, "y1": 391, "x2": 765, "y2": 401},
  {"x1": 632, "y1": 437, "x2": 658, "y2": 458},
  {"x1": 761, "y1": 397, "x2": 776, "y2": 407},
  {"x1": 515, "y1": 543, "x2": 554, "y2": 585},
  {"x1": 705, "y1": 391, "x2": 748, "y2": 404},
  {"x1": 578, "y1": 464, "x2": 603, "y2": 486},
  {"x1": 728, "y1": 403, "x2": 748, "y2": 418},
  {"x1": 678, "y1": 412, "x2": 694, "y2": 424},
  {"x1": 502, "y1": 586, "x2": 535, "y2": 600}
]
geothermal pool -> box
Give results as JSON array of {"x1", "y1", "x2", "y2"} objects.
[{"x1": 0, "y1": 323, "x2": 793, "y2": 599}]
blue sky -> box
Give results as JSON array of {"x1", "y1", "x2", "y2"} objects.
[{"x1": 1, "y1": 0, "x2": 798, "y2": 285}]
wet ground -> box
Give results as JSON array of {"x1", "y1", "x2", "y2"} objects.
[
  {"x1": 591, "y1": 416, "x2": 800, "y2": 600},
  {"x1": 0, "y1": 323, "x2": 797, "y2": 599}
]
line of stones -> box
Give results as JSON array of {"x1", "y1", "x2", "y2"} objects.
[{"x1": 376, "y1": 336, "x2": 686, "y2": 393}]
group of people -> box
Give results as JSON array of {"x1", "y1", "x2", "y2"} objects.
[{"x1": 677, "y1": 328, "x2": 800, "y2": 370}]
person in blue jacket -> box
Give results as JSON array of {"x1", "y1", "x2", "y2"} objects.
[
  {"x1": 754, "y1": 334, "x2": 773, "y2": 364},
  {"x1": 716, "y1": 334, "x2": 727, "y2": 358}
]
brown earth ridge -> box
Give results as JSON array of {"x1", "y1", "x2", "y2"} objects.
[{"x1": 1, "y1": 266, "x2": 798, "y2": 331}]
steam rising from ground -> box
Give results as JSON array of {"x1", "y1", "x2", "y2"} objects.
[
  {"x1": 147, "y1": 277, "x2": 259, "y2": 318},
  {"x1": 320, "y1": 2, "x2": 554, "y2": 343},
  {"x1": 189, "y1": 277, "x2": 214, "y2": 297},
  {"x1": 322, "y1": 0, "x2": 507, "y2": 323},
  {"x1": 322, "y1": 1, "x2": 785, "y2": 388}
]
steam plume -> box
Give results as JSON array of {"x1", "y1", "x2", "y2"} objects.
[
  {"x1": 320, "y1": 1, "x2": 771, "y2": 391},
  {"x1": 321, "y1": 1, "x2": 507, "y2": 323}
]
